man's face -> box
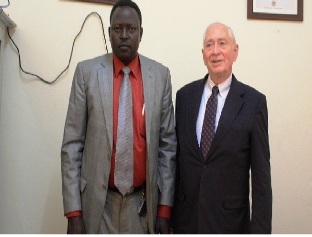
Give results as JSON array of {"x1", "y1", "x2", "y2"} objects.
[
  {"x1": 109, "y1": 7, "x2": 143, "y2": 65},
  {"x1": 202, "y1": 24, "x2": 238, "y2": 83}
]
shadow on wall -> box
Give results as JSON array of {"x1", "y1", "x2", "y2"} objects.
[{"x1": 40, "y1": 161, "x2": 67, "y2": 234}]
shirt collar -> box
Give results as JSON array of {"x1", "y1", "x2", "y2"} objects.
[
  {"x1": 207, "y1": 74, "x2": 232, "y2": 100},
  {"x1": 113, "y1": 54, "x2": 140, "y2": 80}
]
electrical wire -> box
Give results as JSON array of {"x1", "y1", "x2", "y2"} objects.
[
  {"x1": 0, "y1": 0, "x2": 10, "y2": 9},
  {"x1": 7, "y1": 12, "x2": 109, "y2": 85}
]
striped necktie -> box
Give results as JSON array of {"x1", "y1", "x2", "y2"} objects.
[{"x1": 114, "y1": 66, "x2": 133, "y2": 195}]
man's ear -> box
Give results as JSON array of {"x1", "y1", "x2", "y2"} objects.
[
  {"x1": 140, "y1": 27, "x2": 143, "y2": 41},
  {"x1": 233, "y1": 44, "x2": 239, "y2": 61}
]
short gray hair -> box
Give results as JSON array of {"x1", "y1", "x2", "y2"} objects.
[{"x1": 203, "y1": 22, "x2": 236, "y2": 46}]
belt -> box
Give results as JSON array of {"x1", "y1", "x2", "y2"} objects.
[{"x1": 108, "y1": 185, "x2": 145, "y2": 196}]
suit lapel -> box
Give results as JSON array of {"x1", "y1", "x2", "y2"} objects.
[
  {"x1": 188, "y1": 78, "x2": 206, "y2": 162},
  {"x1": 98, "y1": 54, "x2": 114, "y2": 152},
  {"x1": 139, "y1": 55, "x2": 155, "y2": 148},
  {"x1": 207, "y1": 76, "x2": 244, "y2": 159}
]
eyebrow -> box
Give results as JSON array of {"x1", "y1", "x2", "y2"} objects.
[{"x1": 205, "y1": 38, "x2": 228, "y2": 43}]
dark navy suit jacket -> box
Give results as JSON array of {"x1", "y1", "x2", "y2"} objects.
[{"x1": 173, "y1": 74, "x2": 272, "y2": 234}]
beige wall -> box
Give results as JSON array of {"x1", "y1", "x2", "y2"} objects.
[{"x1": 0, "y1": 0, "x2": 311, "y2": 234}]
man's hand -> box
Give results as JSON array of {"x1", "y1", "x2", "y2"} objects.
[
  {"x1": 67, "y1": 216, "x2": 86, "y2": 234},
  {"x1": 155, "y1": 217, "x2": 170, "y2": 234}
]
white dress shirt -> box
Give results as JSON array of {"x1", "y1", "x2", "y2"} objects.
[{"x1": 196, "y1": 75, "x2": 232, "y2": 146}]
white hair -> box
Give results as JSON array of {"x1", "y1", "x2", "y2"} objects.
[{"x1": 203, "y1": 22, "x2": 237, "y2": 46}]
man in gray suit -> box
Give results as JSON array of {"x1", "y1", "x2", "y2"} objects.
[
  {"x1": 61, "y1": 0, "x2": 176, "y2": 234},
  {"x1": 173, "y1": 22, "x2": 272, "y2": 233}
]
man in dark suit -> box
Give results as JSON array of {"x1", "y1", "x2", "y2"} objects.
[
  {"x1": 173, "y1": 22, "x2": 272, "y2": 234},
  {"x1": 61, "y1": 0, "x2": 176, "y2": 234}
]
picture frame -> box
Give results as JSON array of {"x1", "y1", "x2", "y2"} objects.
[
  {"x1": 247, "y1": 0, "x2": 303, "y2": 21},
  {"x1": 79, "y1": 0, "x2": 117, "y2": 5}
]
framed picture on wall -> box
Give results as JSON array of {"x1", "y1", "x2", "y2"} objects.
[
  {"x1": 247, "y1": 0, "x2": 303, "y2": 21},
  {"x1": 79, "y1": 0, "x2": 117, "y2": 5}
]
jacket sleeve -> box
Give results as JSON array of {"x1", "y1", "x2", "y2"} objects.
[
  {"x1": 249, "y1": 95, "x2": 272, "y2": 233},
  {"x1": 61, "y1": 62, "x2": 87, "y2": 214},
  {"x1": 157, "y1": 67, "x2": 177, "y2": 207}
]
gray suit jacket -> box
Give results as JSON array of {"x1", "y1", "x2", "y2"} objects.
[{"x1": 61, "y1": 53, "x2": 176, "y2": 233}]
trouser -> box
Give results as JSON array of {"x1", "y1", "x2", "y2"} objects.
[{"x1": 98, "y1": 188, "x2": 148, "y2": 234}]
